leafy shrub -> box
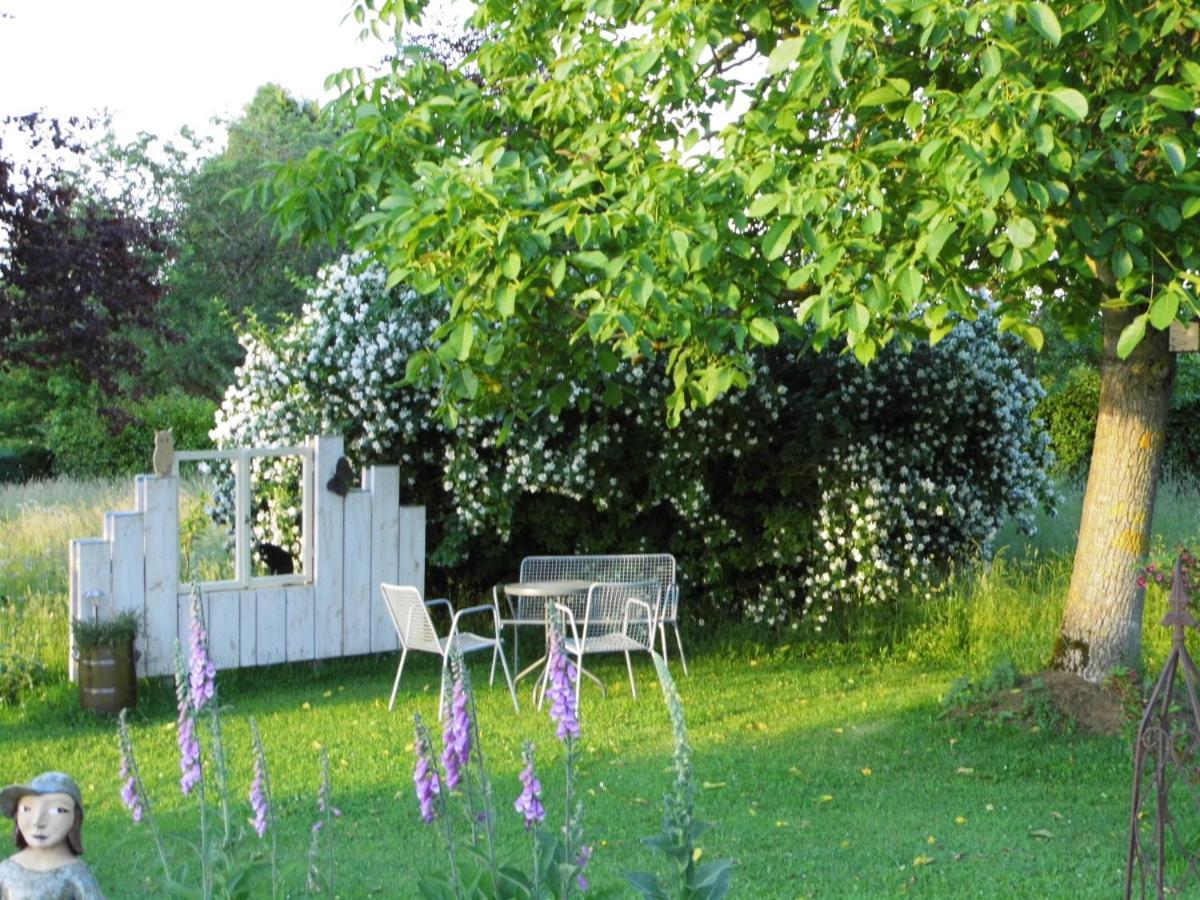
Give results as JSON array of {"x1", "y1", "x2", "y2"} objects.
[
  {"x1": 72, "y1": 610, "x2": 141, "y2": 650},
  {"x1": 214, "y1": 255, "x2": 1055, "y2": 631},
  {"x1": 1034, "y1": 365, "x2": 1099, "y2": 477},
  {"x1": 0, "y1": 649, "x2": 48, "y2": 706},
  {"x1": 45, "y1": 384, "x2": 216, "y2": 477}
]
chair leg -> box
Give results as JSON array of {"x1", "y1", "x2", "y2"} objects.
[
  {"x1": 672, "y1": 624, "x2": 688, "y2": 676},
  {"x1": 437, "y1": 656, "x2": 451, "y2": 721},
  {"x1": 490, "y1": 635, "x2": 499, "y2": 686},
  {"x1": 624, "y1": 649, "x2": 637, "y2": 699},
  {"x1": 659, "y1": 623, "x2": 669, "y2": 665},
  {"x1": 574, "y1": 652, "x2": 583, "y2": 709},
  {"x1": 494, "y1": 642, "x2": 520, "y2": 712},
  {"x1": 388, "y1": 647, "x2": 408, "y2": 711}
]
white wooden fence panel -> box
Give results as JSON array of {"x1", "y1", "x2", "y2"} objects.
[
  {"x1": 137, "y1": 476, "x2": 178, "y2": 678},
  {"x1": 69, "y1": 539, "x2": 111, "y2": 681},
  {"x1": 312, "y1": 436, "x2": 344, "y2": 659},
  {"x1": 256, "y1": 591, "x2": 287, "y2": 665},
  {"x1": 342, "y1": 488, "x2": 372, "y2": 656},
  {"x1": 398, "y1": 505, "x2": 426, "y2": 597},
  {"x1": 206, "y1": 590, "x2": 242, "y2": 671},
  {"x1": 239, "y1": 590, "x2": 258, "y2": 668},
  {"x1": 286, "y1": 584, "x2": 316, "y2": 662},
  {"x1": 69, "y1": 436, "x2": 426, "y2": 678},
  {"x1": 369, "y1": 467, "x2": 400, "y2": 653},
  {"x1": 105, "y1": 511, "x2": 146, "y2": 676}
]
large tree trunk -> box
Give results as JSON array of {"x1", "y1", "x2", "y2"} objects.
[{"x1": 1052, "y1": 306, "x2": 1175, "y2": 682}]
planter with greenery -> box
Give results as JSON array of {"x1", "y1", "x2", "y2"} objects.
[{"x1": 73, "y1": 610, "x2": 140, "y2": 714}]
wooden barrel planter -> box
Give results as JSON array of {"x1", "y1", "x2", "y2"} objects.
[
  {"x1": 77, "y1": 640, "x2": 137, "y2": 714},
  {"x1": 72, "y1": 609, "x2": 140, "y2": 714}
]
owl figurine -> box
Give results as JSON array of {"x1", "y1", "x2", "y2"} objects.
[{"x1": 152, "y1": 430, "x2": 175, "y2": 478}]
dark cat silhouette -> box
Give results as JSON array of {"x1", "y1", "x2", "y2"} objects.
[
  {"x1": 257, "y1": 542, "x2": 295, "y2": 575},
  {"x1": 326, "y1": 456, "x2": 355, "y2": 496}
]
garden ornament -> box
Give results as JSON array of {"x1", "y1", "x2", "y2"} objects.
[
  {"x1": 0, "y1": 771, "x2": 105, "y2": 898},
  {"x1": 325, "y1": 455, "x2": 354, "y2": 496},
  {"x1": 151, "y1": 429, "x2": 174, "y2": 479}
]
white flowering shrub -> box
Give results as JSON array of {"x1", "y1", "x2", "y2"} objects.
[{"x1": 214, "y1": 254, "x2": 1054, "y2": 632}]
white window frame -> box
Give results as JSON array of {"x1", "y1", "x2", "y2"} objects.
[{"x1": 174, "y1": 445, "x2": 314, "y2": 590}]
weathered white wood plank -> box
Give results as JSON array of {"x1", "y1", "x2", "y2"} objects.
[
  {"x1": 256, "y1": 589, "x2": 287, "y2": 666},
  {"x1": 342, "y1": 489, "x2": 372, "y2": 656},
  {"x1": 69, "y1": 539, "x2": 111, "y2": 682},
  {"x1": 398, "y1": 505, "x2": 426, "y2": 596},
  {"x1": 206, "y1": 589, "x2": 242, "y2": 671},
  {"x1": 312, "y1": 435, "x2": 345, "y2": 659},
  {"x1": 106, "y1": 511, "x2": 146, "y2": 676},
  {"x1": 137, "y1": 476, "x2": 179, "y2": 678},
  {"x1": 286, "y1": 584, "x2": 316, "y2": 662},
  {"x1": 369, "y1": 467, "x2": 401, "y2": 654},
  {"x1": 240, "y1": 589, "x2": 257, "y2": 668}
]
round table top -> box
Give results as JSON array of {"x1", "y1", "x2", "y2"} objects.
[{"x1": 503, "y1": 579, "x2": 595, "y2": 597}]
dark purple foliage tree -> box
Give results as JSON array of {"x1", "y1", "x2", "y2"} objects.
[{"x1": 0, "y1": 114, "x2": 170, "y2": 403}]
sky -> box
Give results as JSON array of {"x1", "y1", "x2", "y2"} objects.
[{"x1": 0, "y1": 0, "x2": 468, "y2": 147}]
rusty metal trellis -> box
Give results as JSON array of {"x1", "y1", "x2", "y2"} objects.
[{"x1": 1125, "y1": 556, "x2": 1200, "y2": 899}]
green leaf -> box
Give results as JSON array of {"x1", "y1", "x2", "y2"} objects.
[
  {"x1": 1149, "y1": 290, "x2": 1181, "y2": 330},
  {"x1": 744, "y1": 160, "x2": 775, "y2": 196},
  {"x1": 1183, "y1": 196, "x2": 1200, "y2": 220},
  {"x1": 748, "y1": 193, "x2": 781, "y2": 217},
  {"x1": 1006, "y1": 217, "x2": 1037, "y2": 249},
  {"x1": 494, "y1": 282, "x2": 516, "y2": 318},
  {"x1": 853, "y1": 335, "x2": 876, "y2": 365},
  {"x1": 446, "y1": 321, "x2": 474, "y2": 361},
  {"x1": 550, "y1": 256, "x2": 566, "y2": 289},
  {"x1": 1046, "y1": 87, "x2": 1088, "y2": 122},
  {"x1": 895, "y1": 267, "x2": 922, "y2": 304},
  {"x1": 1027, "y1": 3, "x2": 1062, "y2": 45},
  {"x1": 1116, "y1": 313, "x2": 1147, "y2": 359},
  {"x1": 761, "y1": 218, "x2": 798, "y2": 261},
  {"x1": 840, "y1": 302, "x2": 865, "y2": 333},
  {"x1": 669, "y1": 230, "x2": 690, "y2": 261},
  {"x1": 1149, "y1": 85, "x2": 1195, "y2": 112},
  {"x1": 1159, "y1": 137, "x2": 1188, "y2": 175},
  {"x1": 860, "y1": 85, "x2": 904, "y2": 106},
  {"x1": 980, "y1": 46, "x2": 1001, "y2": 79},
  {"x1": 574, "y1": 250, "x2": 609, "y2": 270},
  {"x1": 748, "y1": 317, "x2": 780, "y2": 346},
  {"x1": 767, "y1": 38, "x2": 804, "y2": 75},
  {"x1": 926, "y1": 220, "x2": 957, "y2": 262},
  {"x1": 633, "y1": 276, "x2": 653, "y2": 304},
  {"x1": 500, "y1": 251, "x2": 521, "y2": 280}
]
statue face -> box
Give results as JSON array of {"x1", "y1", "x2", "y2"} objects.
[{"x1": 15, "y1": 792, "x2": 76, "y2": 850}]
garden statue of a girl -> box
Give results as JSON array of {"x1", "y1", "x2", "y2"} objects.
[{"x1": 0, "y1": 772, "x2": 105, "y2": 899}]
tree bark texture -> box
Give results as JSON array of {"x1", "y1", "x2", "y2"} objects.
[{"x1": 1053, "y1": 306, "x2": 1175, "y2": 683}]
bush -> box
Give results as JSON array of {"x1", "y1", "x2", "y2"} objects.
[
  {"x1": 214, "y1": 255, "x2": 1056, "y2": 632},
  {"x1": 1034, "y1": 365, "x2": 1099, "y2": 477},
  {"x1": 45, "y1": 385, "x2": 217, "y2": 477}
]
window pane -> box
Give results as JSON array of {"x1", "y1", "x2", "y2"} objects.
[
  {"x1": 249, "y1": 454, "x2": 307, "y2": 578},
  {"x1": 179, "y1": 458, "x2": 236, "y2": 584}
]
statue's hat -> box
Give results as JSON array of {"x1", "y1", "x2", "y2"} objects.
[{"x1": 0, "y1": 771, "x2": 84, "y2": 819}]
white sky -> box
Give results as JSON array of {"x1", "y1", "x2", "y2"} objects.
[{"x1": 0, "y1": 0, "x2": 469, "y2": 147}]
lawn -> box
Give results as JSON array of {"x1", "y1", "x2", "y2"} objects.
[{"x1": 2, "y1": 476, "x2": 1198, "y2": 897}]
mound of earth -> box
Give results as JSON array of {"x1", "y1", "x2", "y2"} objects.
[
  {"x1": 1036, "y1": 670, "x2": 1130, "y2": 735},
  {"x1": 947, "y1": 669, "x2": 1133, "y2": 736}
]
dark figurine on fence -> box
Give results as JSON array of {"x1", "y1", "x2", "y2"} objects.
[
  {"x1": 0, "y1": 771, "x2": 106, "y2": 898},
  {"x1": 326, "y1": 456, "x2": 355, "y2": 496},
  {"x1": 257, "y1": 542, "x2": 295, "y2": 575}
]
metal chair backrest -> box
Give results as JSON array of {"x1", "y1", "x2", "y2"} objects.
[
  {"x1": 520, "y1": 554, "x2": 675, "y2": 592},
  {"x1": 581, "y1": 580, "x2": 660, "y2": 643},
  {"x1": 380, "y1": 583, "x2": 442, "y2": 653}
]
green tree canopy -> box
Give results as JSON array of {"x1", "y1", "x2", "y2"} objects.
[{"x1": 271, "y1": 0, "x2": 1199, "y2": 425}]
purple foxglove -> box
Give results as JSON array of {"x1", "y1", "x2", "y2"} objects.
[
  {"x1": 441, "y1": 675, "x2": 471, "y2": 790},
  {"x1": 545, "y1": 630, "x2": 580, "y2": 741},
  {"x1": 513, "y1": 741, "x2": 545, "y2": 830},
  {"x1": 188, "y1": 590, "x2": 216, "y2": 712},
  {"x1": 413, "y1": 727, "x2": 441, "y2": 823}
]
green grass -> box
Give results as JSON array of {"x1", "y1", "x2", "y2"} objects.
[{"x1": 1, "y1": 475, "x2": 1194, "y2": 897}]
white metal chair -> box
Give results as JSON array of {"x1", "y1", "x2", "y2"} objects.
[
  {"x1": 657, "y1": 585, "x2": 688, "y2": 676},
  {"x1": 380, "y1": 583, "x2": 519, "y2": 717},
  {"x1": 500, "y1": 554, "x2": 687, "y2": 674},
  {"x1": 549, "y1": 580, "x2": 660, "y2": 706}
]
